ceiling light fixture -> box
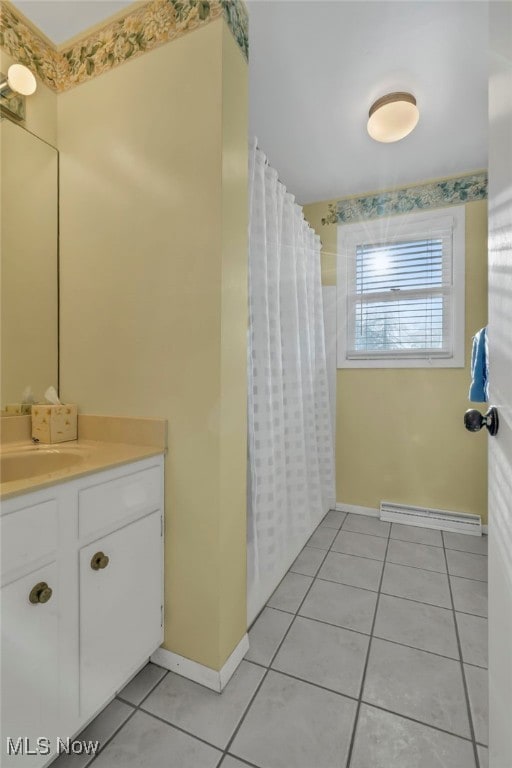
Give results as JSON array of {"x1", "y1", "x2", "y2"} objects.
[{"x1": 367, "y1": 92, "x2": 419, "y2": 143}]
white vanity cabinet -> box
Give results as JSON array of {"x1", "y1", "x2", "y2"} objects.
[{"x1": 0, "y1": 455, "x2": 164, "y2": 767}]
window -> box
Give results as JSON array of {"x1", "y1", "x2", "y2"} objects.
[{"x1": 337, "y1": 206, "x2": 465, "y2": 368}]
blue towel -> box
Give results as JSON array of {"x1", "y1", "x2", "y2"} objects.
[{"x1": 469, "y1": 327, "x2": 489, "y2": 402}]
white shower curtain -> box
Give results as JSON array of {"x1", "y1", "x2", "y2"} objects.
[{"x1": 247, "y1": 139, "x2": 335, "y2": 624}]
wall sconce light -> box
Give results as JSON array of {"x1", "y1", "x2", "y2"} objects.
[
  {"x1": 0, "y1": 64, "x2": 37, "y2": 121},
  {"x1": 367, "y1": 92, "x2": 419, "y2": 143}
]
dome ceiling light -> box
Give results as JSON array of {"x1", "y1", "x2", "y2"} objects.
[{"x1": 367, "y1": 92, "x2": 419, "y2": 143}]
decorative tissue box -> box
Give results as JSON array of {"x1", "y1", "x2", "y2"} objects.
[{"x1": 31, "y1": 404, "x2": 78, "y2": 444}]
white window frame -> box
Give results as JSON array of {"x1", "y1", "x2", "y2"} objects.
[{"x1": 337, "y1": 205, "x2": 466, "y2": 369}]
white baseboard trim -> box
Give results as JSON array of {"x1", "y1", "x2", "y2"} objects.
[
  {"x1": 335, "y1": 502, "x2": 379, "y2": 518},
  {"x1": 150, "y1": 633, "x2": 249, "y2": 693}
]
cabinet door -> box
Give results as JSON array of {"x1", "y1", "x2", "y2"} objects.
[
  {"x1": 79, "y1": 511, "x2": 162, "y2": 716},
  {"x1": 1, "y1": 563, "x2": 59, "y2": 767}
]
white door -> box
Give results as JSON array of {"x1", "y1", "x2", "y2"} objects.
[
  {"x1": 488, "y1": 4, "x2": 512, "y2": 766},
  {"x1": 79, "y1": 511, "x2": 162, "y2": 717}
]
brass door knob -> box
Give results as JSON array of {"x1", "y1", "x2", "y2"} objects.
[
  {"x1": 29, "y1": 582, "x2": 53, "y2": 604},
  {"x1": 91, "y1": 551, "x2": 109, "y2": 571}
]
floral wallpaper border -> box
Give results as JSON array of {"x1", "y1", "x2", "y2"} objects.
[
  {"x1": 321, "y1": 172, "x2": 488, "y2": 225},
  {"x1": 0, "y1": 0, "x2": 248, "y2": 94}
]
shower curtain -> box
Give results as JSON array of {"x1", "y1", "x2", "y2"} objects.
[{"x1": 247, "y1": 139, "x2": 335, "y2": 623}]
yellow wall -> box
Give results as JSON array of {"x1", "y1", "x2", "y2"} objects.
[
  {"x1": 58, "y1": 19, "x2": 248, "y2": 669},
  {"x1": 304, "y1": 199, "x2": 338, "y2": 287},
  {"x1": 218, "y1": 22, "x2": 248, "y2": 654},
  {"x1": 304, "y1": 194, "x2": 489, "y2": 523}
]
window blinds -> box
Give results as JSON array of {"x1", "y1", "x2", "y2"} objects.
[{"x1": 347, "y1": 224, "x2": 454, "y2": 358}]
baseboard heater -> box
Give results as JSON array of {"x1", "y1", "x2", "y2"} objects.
[{"x1": 380, "y1": 501, "x2": 482, "y2": 536}]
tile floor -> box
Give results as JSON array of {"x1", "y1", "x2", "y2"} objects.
[{"x1": 56, "y1": 511, "x2": 489, "y2": 768}]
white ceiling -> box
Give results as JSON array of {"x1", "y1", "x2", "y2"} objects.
[
  {"x1": 248, "y1": 1, "x2": 488, "y2": 203},
  {"x1": 13, "y1": 1, "x2": 134, "y2": 45},
  {"x1": 13, "y1": 1, "x2": 488, "y2": 204}
]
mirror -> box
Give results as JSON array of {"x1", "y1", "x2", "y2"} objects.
[{"x1": 1, "y1": 118, "x2": 58, "y2": 410}]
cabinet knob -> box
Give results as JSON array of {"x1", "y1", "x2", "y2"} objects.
[
  {"x1": 91, "y1": 551, "x2": 109, "y2": 571},
  {"x1": 29, "y1": 581, "x2": 53, "y2": 604}
]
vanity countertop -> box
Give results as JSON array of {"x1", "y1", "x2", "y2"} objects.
[
  {"x1": 0, "y1": 414, "x2": 167, "y2": 500},
  {"x1": 0, "y1": 439, "x2": 165, "y2": 500}
]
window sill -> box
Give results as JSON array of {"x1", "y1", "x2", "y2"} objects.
[{"x1": 338, "y1": 355, "x2": 465, "y2": 369}]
